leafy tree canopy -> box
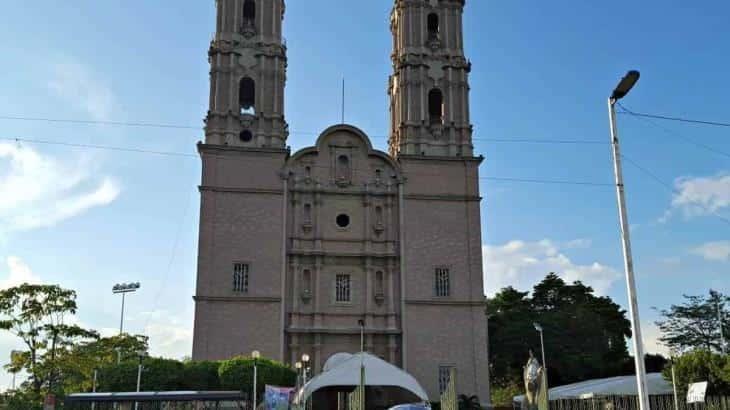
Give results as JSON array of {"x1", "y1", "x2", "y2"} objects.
[
  {"x1": 0, "y1": 284, "x2": 98, "y2": 398},
  {"x1": 656, "y1": 290, "x2": 729, "y2": 354},
  {"x1": 487, "y1": 273, "x2": 632, "y2": 387},
  {"x1": 662, "y1": 350, "x2": 730, "y2": 395}
]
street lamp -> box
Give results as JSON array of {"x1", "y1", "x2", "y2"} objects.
[
  {"x1": 252, "y1": 350, "x2": 260, "y2": 410},
  {"x1": 608, "y1": 70, "x2": 649, "y2": 410},
  {"x1": 301, "y1": 354, "x2": 311, "y2": 408},
  {"x1": 112, "y1": 282, "x2": 141, "y2": 334},
  {"x1": 301, "y1": 354, "x2": 310, "y2": 385},
  {"x1": 533, "y1": 322, "x2": 547, "y2": 380},
  {"x1": 669, "y1": 349, "x2": 679, "y2": 410},
  {"x1": 295, "y1": 361, "x2": 303, "y2": 389},
  {"x1": 134, "y1": 350, "x2": 146, "y2": 410},
  {"x1": 717, "y1": 297, "x2": 726, "y2": 354},
  {"x1": 358, "y1": 319, "x2": 365, "y2": 353}
]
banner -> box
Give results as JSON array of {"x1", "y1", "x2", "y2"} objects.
[
  {"x1": 348, "y1": 364, "x2": 366, "y2": 410},
  {"x1": 440, "y1": 368, "x2": 457, "y2": 410},
  {"x1": 686, "y1": 382, "x2": 708, "y2": 404},
  {"x1": 265, "y1": 385, "x2": 295, "y2": 410}
]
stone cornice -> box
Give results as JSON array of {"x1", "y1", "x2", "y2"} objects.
[
  {"x1": 194, "y1": 296, "x2": 282, "y2": 303},
  {"x1": 197, "y1": 142, "x2": 289, "y2": 156},
  {"x1": 404, "y1": 194, "x2": 481, "y2": 202},
  {"x1": 397, "y1": 154, "x2": 484, "y2": 164},
  {"x1": 405, "y1": 299, "x2": 486, "y2": 307},
  {"x1": 286, "y1": 327, "x2": 402, "y2": 335},
  {"x1": 199, "y1": 186, "x2": 284, "y2": 195}
]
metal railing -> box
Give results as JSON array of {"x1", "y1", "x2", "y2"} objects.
[{"x1": 547, "y1": 395, "x2": 730, "y2": 410}]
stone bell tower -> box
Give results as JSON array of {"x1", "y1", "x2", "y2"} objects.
[
  {"x1": 389, "y1": 0, "x2": 473, "y2": 157},
  {"x1": 193, "y1": 0, "x2": 290, "y2": 362},
  {"x1": 205, "y1": 0, "x2": 288, "y2": 148}
]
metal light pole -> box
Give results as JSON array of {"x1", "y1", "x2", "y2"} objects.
[
  {"x1": 295, "y1": 361, "x2": 303, "y2": 390},
  {"x1": 669, "y1": 351, "x2": 679, "y2": 410},
  {"x1": 358, "y1": 319, "x2": 365, "y2": 353},
  {"x1": 533, "y1": 322, "x2": 547, "y2": 379},
  {"x1": 112, "y1": 282, "x2": 141, "y2": 334},
  {"x1": 608, "y1": 70, "x2": 650, "y2": 410},
  {"x1": 302, "y1": 354, "x2": 310, "y2": 385},
  {"x1": 302, "y1": 353, "x2": 310, "y2": 409},
  {"x1": 91, "y1": 369, "x2": 98, "y2": 410},
  {"x1": 252, "y1": 350, "x2": 260, "y2": 410},
  {"x1": 134, "y1": 350, "x2": 146, "y2": 410},
  {"x1": 717, "y1": 298, "x2": 726, "y2": 354}
]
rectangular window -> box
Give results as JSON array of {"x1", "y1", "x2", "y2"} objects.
[
  {"x1": 438, "y1": 366, "x2": 455, "y2": 394},
  {"x1": 233, "y1": 263, "x2": 249, "y2": 293},
  {"x1": 335, "y1": 274, "x2": 351, "y2": 302},
  {"x1": 435, "y1": 267, "x2": 450, "y2": 297}
]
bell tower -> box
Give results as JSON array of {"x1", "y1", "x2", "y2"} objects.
[
  {"x1": 388, "y1": 0, "x2": 473, "y2": 157},
  {"x1": 205, "y1": 0, "x2": 288, "y2": 148}
]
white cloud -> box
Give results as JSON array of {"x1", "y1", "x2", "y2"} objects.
[
  {"x1": 48, "y1": 58, "x2": 115, "y2": 121},
  {"x1": 0, "y1": 256, "x2": 41, "y2": 289},
  {"x1": 0, "y1": 143, "x2": 120, "y2": 233},
  {"x1": 483, "y1": 239, "x2": 621, "y2": 296},
  {"x1": 142, "y1": 310, "x2": 193, "y2": 360},
  {"x1": 639, "y1": 321, "x2": 669, "y2": 356},
  {"x1": 663, "y1": 173, "x2": 730, "y2": 221},
  {"x1": 691, "y1": 241, "x2": 730, "y2": 262}
]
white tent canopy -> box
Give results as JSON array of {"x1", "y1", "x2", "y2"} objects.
[
  {"x1": 514, "y1": 373, "x2": 673, "y2": 402},
  {"x1": 294, "y1": 352, "x2": 429, "y2": 404}
]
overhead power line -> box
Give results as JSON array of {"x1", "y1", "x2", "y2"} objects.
[
  {"x1": 0, "y1": 114, "x2": 605, "y2": 145},
  {"x1": 618, "y1": 106, "x2": 730, "y2": 159},
  {"x1": 620, "y1": 154, "x2": 730, "y2": 226},
  {"x1": 617, "y1": 103, "x2": 730, "y2": 128},
  {"x1": 2, "y1": 135, "x2": 612, "y2": 188},
  {"x1": 0, "y1": 115, "x2": 202, "y2": 130}
]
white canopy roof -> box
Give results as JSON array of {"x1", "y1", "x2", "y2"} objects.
[
  {"x1": 514, "y1": 373, "x2": 673, "y2": 402},
  {"x1": 294, "y1": 352, "x2": 429, "y2": 404}
]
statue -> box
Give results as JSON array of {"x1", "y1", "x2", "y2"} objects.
[{"x1": 523, "y1": 350, "x2": 548, "y2": 410}]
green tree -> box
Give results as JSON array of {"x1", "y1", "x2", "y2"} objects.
[
  {"x1": 656, "y1": 290, "x2": 729, "y2": 353},
  {"x1": 0, "y1": 284, "x2": 98, "y2": 399},
  {"x1": 487, "y1": 273, "x2": 632, "y2": 388},
  {"x1": 662, "y1": 350, "x2": 730, "y2": 395},
  {"x1": 218, "y1": 356, "x2": 296, "y2": 403},
  {"x1": 457, "y1": 394, "x2": 481, "y2": 410},
  {"x1": 53, "y1": 334, "x2": 149, "y2": 395},
  {"x1": 181, "y1": 360, "x2": 222, "y2": 390}
]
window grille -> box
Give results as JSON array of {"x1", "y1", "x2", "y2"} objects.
[
  {"x1": 335, "y1": 274, "x2": 351, "y2": 302},
  {"x1": 233, "y1": 263, "x2": 249, "y2": 293},
  {"x1": 435, "y1": 267, "x2": 450, "y2": 297}
]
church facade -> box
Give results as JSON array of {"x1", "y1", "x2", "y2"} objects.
[{"x1": 192, "y1": 0, "x2": 489, "y2": 400}]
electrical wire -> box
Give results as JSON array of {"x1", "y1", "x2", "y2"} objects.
[
  {"x1": 617, "y1": 103, "x2": 730, "y2": 128},
  {"x1": 0, "y1": 114, "x2": 605, "y2": 144},
  {"x1": 2, "y1": 135, "x2": 613, "y2": 187},
  {"x1": 620, "y1": 154, "x2": 730, "y2": 226},
  {"x1": 619, "y1": 108, "x2": 730, "y2": 159}
]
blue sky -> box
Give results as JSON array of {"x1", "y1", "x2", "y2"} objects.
[{"x1": 1, "y1": 0, "x2": 729, "y2": 390}]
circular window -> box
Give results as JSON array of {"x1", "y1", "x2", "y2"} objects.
[
  {"x1": 240, "y1": 130, "x2": 253, "y2": 142},
  {"x1": 336, "y1": 214, "x2": 350, "y2": 228}
]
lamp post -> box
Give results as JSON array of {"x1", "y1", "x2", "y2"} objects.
[
  {"x1": 112, "y1": 282, "x2": 141, "y2": 334},
  {"x1": 302, "y1": 353, "x2": 310, "y2": 409},
  {"x1": 295, "y1": 361, "x2": 303, "y2": 389},
  {"x1": 134, "y1": 350, "x2": 146, "y2": 410},
  {"x1": 533, "y1": 322, "x2": 547, "y2": 379},
  {"x1": 717, "y1": 297, "x2": 726, "y2": 354},
  {"x1": 608, "y1": 70, "x2": 649, "y2": 410},
  {"x1": 252, "y1": 350, "x2": 260, "y2": 410},
  {"x1": 669, "y1": 349, "x2": 679, "y2": 410},
  {"x1": 301, "y1": 354, "x2": 310, "y2": 385}
]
